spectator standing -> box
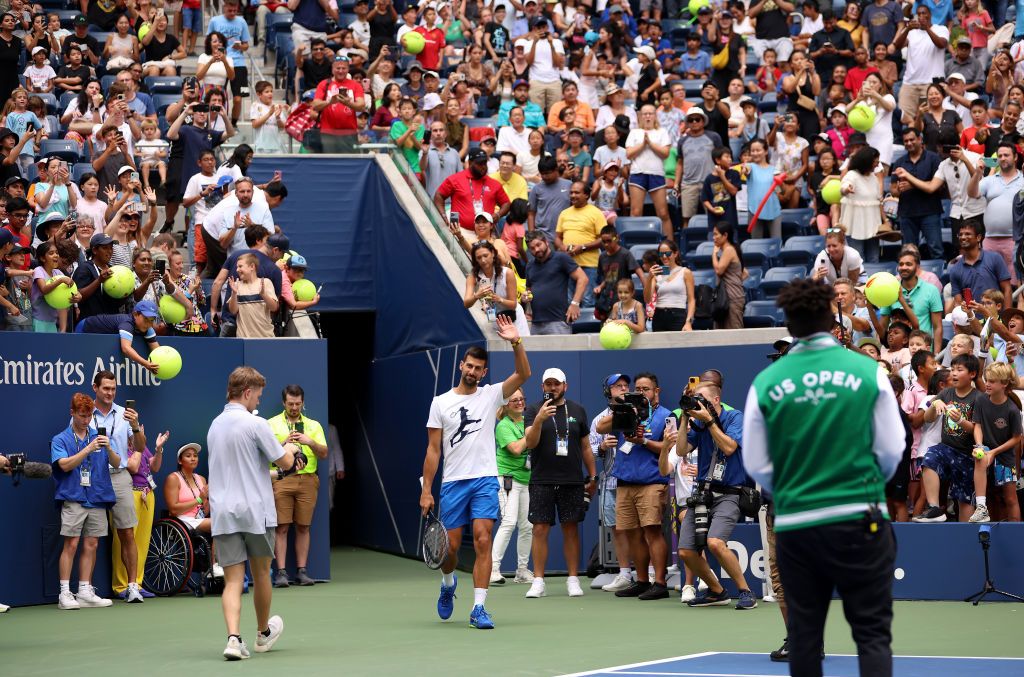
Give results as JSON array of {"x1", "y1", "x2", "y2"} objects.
[
  {"x1": 490, "y1": 388, "x2": 534, "y2": 585},
  {"x1": 267, "y1": 384, "x2": 328, "y2": 588},
  {"x1": 968, "y1": 142, "x2": 1023, "y2": 282},
  {"x1": 209, "y1": 225, "x2": 284, "y2": 335},
  {"x1": 527, "y1": 156, "x2": 571, "y2": 238},
  {"x1": 202, "y1": 177, "x2": 275, "y2": 262},
  {"x1": 644, "y1": 239, "x2": 695, "y2": 331},
  {"x1": 748, "y1": 0, "x2": 794, "y2": 64},
  {"x1": 711, "y1": 223, "x2": 745, "y2": 329},
  {"x1": 702, "y1": 147, "x2": 740, "y2": 229},
  {"x1": 839, "y1": 147, "x2": 886, "y2": 262},
  {"x1": 626, "y1": 104, "x2": 672, "y2": 237},
  {"x1": 525, "y1": 230, "x2": 587, "y2": 335},
  {"x1": 593, "y1": 226, "x2": 642, "y2": 319},
  {"x1": 197, "y1": 33, "x2": 236, "y2": 93},
  {"x1": 522, "y1": 368, "x2": 596, "y2": 599},
  {"x1": 434, "y1": 149, "x2": 511, "y2": 232},
  {"x1": 892, "y1": 5, "x2": 950, "y2": 126},
  {"x1": 490, "y1": 151, "x2": 529, "y2": 204},
  {"x1": 897, "y1": 139, "x2": 983, "y2": 245},
  {"x1": 111, "y1": 430, "x2": 166, "y2": 601},
  {"x1": 52, "y1": 392, "x2": 120, "y2": 610},
  {"x1": 229, "y1": 252, "x2": 279, "y2": 338},
  {"x1": 891, "y1": 128, "x2": 944, "y2": 260},
  {"x1": 781, "y1": 51, "x2": 822, "y2": 140},
  {"x1": 524, "y1": 16, "x2": 565, "y2": 114},
  {"x1": 809, "y1": 11, "x2": 855, "y2": 80},
  {"x1": 948, "y1": 221, "x2": 1012, "y2": 306},
  {"x1": 422, "y1": 120, "x2": 462, "y2": 197},
  {"x1": 72, "y1": 233, "x2": 124, "y2": 320},
  {"x1": 744, "y1": 138, "x2": 782, "y2": 238},
  {"x1": 968, "y1": 362, "x2": 1022, "y2": 523},
  {"x1": 250, "y1": 81, "x2": 288, "y2": 154},
  {"x1": 555, "y1": 181, "x2": 605, "y2": 307},
  {"x1": 164, "y1": 102, "x2": 232, "y2": 234},
  {"x1": 674, "y1": 109, "x2": 723, "y2": 229},
  {"x1": 879, "y1": 249, "x2": 945, "y2": 352},
  {"x1": 412, "y1": 5, "x2": 445, "y2": 72},
  {"x1": 946, "y1": 38, "x2": 985, "y2": 90},
  {"x1": 0, "y1": 13, "x2": 23, "y2": 105},
  {"x1": 312, "y1": 55, "x2": 366, "y2": 153},
  {"x1": 206, "y1": 0, "x2": 251, "y2": 126}
]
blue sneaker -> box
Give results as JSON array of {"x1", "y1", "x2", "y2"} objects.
[
  {"x1": 139, "y1": 588, "x2": 155, "y2": 599},
  {"x1": 735, "y1": 589, "x2": 758, "y2": 610},
  {"x1": 469, "y1": 604, "x2": 494, "y2": 629},
  {"x1": 687, "y1": 587, "x2": 731, "y2": 607},
  {"x1": 437, "y1": 575, "x2": 457, "y2": 620}
]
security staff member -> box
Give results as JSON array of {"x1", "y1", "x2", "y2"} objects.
[
  {"x1": 743, "y1": 279, "x2": 904, "y2": 677},
  {"x1": 267, "y1": 384, "x2": 328, "y2": 588}
]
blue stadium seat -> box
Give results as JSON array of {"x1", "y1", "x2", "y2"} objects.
[
  {"x1": 144, "y1": 76, "x2": 183, "y2": 94},
  {"x1": 680, "y1": 223, "x2": 709, "y2": 253},
  {"x1": 629, "y1": 243, "x2": 655, "y2": 263},
  {"x1": 861, "y1": 262, "x2": 896, "y2": 278},
  {"x1": 741, "y1": 237, "x2": 782, "y2": 270},
  {"x1": 780, "y1": 235, "x2": 824, "y2": 268},
  {"x1": 58, "y1": 90, "x2": 78, "y2": 112},
  {"x1": 758, "y1": 92, "x2": 777, "y2": 112},
  {"x1": 265, "y1": 13, "x2": 295, "y2": 58},
  {"x1": 744, "y1": 300, "x2": 783, "y2": 327},
  {"x1": 40, "y1": 139, "x2": 81, "y2": 162},
  {"x1": 153, "y1": 94, "x2": 178, "y2": 116},
  {"x1": 34, "y1": 92, "x2": 58, "y2": 115},
  {"x1": 71, "y1": 162, "x2": 93, "y2": 183},
  {"x1": 100, "y1": 74, "x2": 117, "y2": 95},
  {"x1": 571, "y1": 307, "x2": 602, "y2": 334},
  {"x1": 682, "y1": 80, "x2": 702, "y2": 96},
  {"x1": 691, "y1": 268, "x2": 718, "y2": 288},
  {"x1": 688, "y1": 241, "x2": 715, "y2": 270},
  {"x1": 761, "y1": 265, "x2": 807, "y2": 298},
  {"x1": 762, "y1": 112, "x2": 777, "y2": 128},
  {"x1": 919, "y1": 259, "x2": 946, "y2": 284},
  {"x1": 780, "y1": 207, "x2": 814, "y2": 230},
  {"x1": 743, "y1": 267, "x2": 764, "y2": 302},
  {"x1": 465, "y1": 117, "x2": 496, "y2": 128},
  {"x1": 616, "y1": 216, "x2": 663, "y2": 247}
]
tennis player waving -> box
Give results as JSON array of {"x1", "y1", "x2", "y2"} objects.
[{"x1": 421, "y1": 315, "x2": 531, "y2": 629}]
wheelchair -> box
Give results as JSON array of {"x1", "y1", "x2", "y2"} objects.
[{"x1": 143, "y1": 515, "x2": 224, "y2": 597}]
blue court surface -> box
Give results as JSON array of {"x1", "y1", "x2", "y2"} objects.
[{"x1": 560, "y1": 652, "x2": 1024, "y2": 677}]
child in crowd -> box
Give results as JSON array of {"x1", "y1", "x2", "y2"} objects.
[
  {"x1": 826, "y1": 105, "x2": 854, "y2": 159},
  {"x1": 917, "y1": 354, "x2": 981, "y2": 522},
  {"x1": 736, "y1": 98, "x2": 770, "y2": 151},
  {"x1": 701, "y1": 147, "x2": 740, "y2": 229},
  {"x1": 500, "y1": 198, "x2": 528, "y2": 269},
  {"x1": 1, "y1": 87, "x2": 44, "y2": 177},
  {"x1": 885, "y1": 373, "x2": 914, "y2": 521},
  {"x1": 905, "y1": 349, "x2": 938, "y2": 516},
  {"x1": 640, "y1": 249, "x2": 659, "y2": 324},
  {"x1": 882, "y1": 320, "x2": 912, "y2": 373},
  {"x1": 969, "y1": 362, "x2": 1022, "y2": 523},
  {"x1": 31, "y1": 240, "x2": 74, "y2": 333},
  {"x1": 250, "y1": 80, "x2": 288, "y2": 154},
  {"x1": 857, "y1": 336, "x2": 881, "y2": 360},
  {"x1": 28, "y1": 96, "x2": 56, "y2": 138},
  {"x1": 565, "y1": 127, "x2": 592, "y2": 184},
  {"x1": 977, "y1": 301, "x2": 1024, "y2": 380},
  {"x1": 750, "y1": 47, "x2": 780, "y2": 95},
  {"x1": 606, "y1": 278, "x2": 645, "y2": 334},
  {"x1": 592, "y1": 125, "x2": 628, "y2": 174},
  {"x1": 23, "y1": 46, "x2": 55, "y2": 93},
  {"x1": 591, "y1": 160, "x2": 627, "y2": 224},
  {"x1": 136, "y1": 121, "x2": 169, "y2": 190}
]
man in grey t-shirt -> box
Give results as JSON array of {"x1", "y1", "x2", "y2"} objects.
[
  {"x1": 528, "y1": 156, "x2": 572, "y2": 238},
  {"x1": 208, "y1": 366, "x2": 303, "y2": 661},
  {"x1": 422, "y1": 121, "x2": 462, "y2": 197},
  {"x1": 673, "y1": 109, "x2": 722, "y2": 229}
]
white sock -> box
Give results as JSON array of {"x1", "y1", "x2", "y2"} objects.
[
  {"x1": 59, "y1": 580, "x2": 70, "y2": 594},
  {"x1": 78, "y1": 581, "x2": 91, "y2": 593},
  {"x1": 534, "y1": 576, "x2": 544, "y2": 583},
  {"x1": 473, "y1": 588, "x2": 487, "y2": 606},
  {"x1": 128, "y1": 582, "x2": 138, "y2": 591},
  {"x1": 977, "y1": 496, "x2": 987, "y2": 508},
  {"x1": 567, "y1": 575, "x2": 579, "y2": 585},
  {"x1": 619, "y1": 567, "x2": 630, "y2": 576},
  {"x1": 441, "y1": 571, "x2": 455, "y2": 587}
]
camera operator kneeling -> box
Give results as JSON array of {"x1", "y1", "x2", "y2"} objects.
[{"x1": 677, "y1": 382, "x2": 758, "y2": 610}]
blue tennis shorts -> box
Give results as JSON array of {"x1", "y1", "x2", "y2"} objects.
[
  {"x1": 628, "y1": 172, "x2": 666, "y2": 193},
  {"x1": 439, "y1": 476, "x2": 500, "y2": 530},
  {"x1": 921, "y1": 443, "x2": 975, "y2": 503},
  {"x1": 994, "y1": 461, "x2": 1018, "y2": 487},
  {"x1": 182, "y1": 7, "x2": 203, "y2": 33}
]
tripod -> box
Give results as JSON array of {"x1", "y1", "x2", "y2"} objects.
[{"x1": 964, "y1": 536, "x2": 1024, "y2": 605}]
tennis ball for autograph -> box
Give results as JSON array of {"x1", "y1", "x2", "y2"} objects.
[
  {"x1": 973, "y1": 446, "x2": 988, "y2": 460},
  {"x1": 292, "y1": 278, "x2": 316, "y2": 302},
  {"x1": 44, "y1": 281, "x2": 78, "y2": 309},
  {"x1": 159, "y1": 295, "x2": 187, "y2": 324},
  {"x1": 848, "y1": 104, "x2": 876, "y2": 133},
  {"x1": 864, "y1": 272, "x2": 900, "y2": 309},
  {"x1": 599, "y1": 322, "x2": 633, "y2": 350},
  {"x1": 103, "y1": 265, "x2": 135, "y2": 298},
  {"x1": 150, "y1": 346, "x2": 182, "y2": 380},
  {"x1": 402, "y1": 31, "x2": 425, "y2": 55},
  {"x1": 821, "y1": 178, "x2": 842, "y2": 205},
  {"x1": 689, "y1": 0, "x2": 711, "y2": 16}
]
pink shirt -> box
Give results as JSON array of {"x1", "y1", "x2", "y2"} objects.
[{"x1": 902, "y1": 381, "x2": 929, "y2": 457}]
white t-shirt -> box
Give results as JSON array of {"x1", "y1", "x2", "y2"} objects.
[
  {"x1": 522, "y1": 38, "x2": 565, "y2": 83},
  {"x1": 91, "y1": 118, "x2": 135, "y2": 156},
  {"x1": 917, "y1": 395, "x2": 942, "y2": 455},
  {"x1": 665, "y1": 449, "x2": 699, "y2": 500},
  {"x1": 425, "y1": 383, "x2": 507, "y2": 483},
  {"x1": 904, "y1": 25, "x2": 951, "y2": 85},
  {"x1": 943, "y1": 92, "x2": 977, "y2": 127},
  {"x1": 812, "y1": 246, "x2": 863, "y2": 285},
  {"x1": 182, "y1": 171, "x2": 222, "y2": 224},
  {"x1": 495, "y1": 125, "x2": 532, "y2": 156},
  {"x1": 24, "y1": 64, "x2": 55, "y2": 91},
  {"x1": 349, "y1": 18, "x2": 370, "y2": 45},
  {"x1": 250, "y1": 100, "x2": 287, "y2": 153},
  {"x1": 800, "y1": 15, "x2": 824, "y2": 35},
  {"x1": 136, "y1": 137, "x2": 169, "y2": 161},
  {"x1": 625, "y1": 127, "x2": 670, "y2": 176},
  {"x1": 197, "y1": 53, "x2": 231, "y2": 88},
  {"x1": 202, "y1": 194, "x2": 275, "y2": 254}
]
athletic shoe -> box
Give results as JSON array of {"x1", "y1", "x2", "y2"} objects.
[
  {"x1": 469, "y1": 604, "x2": 494, "y2": 629},
  {"x1": 601, "y1": 573, "x2": 633, "y2": 592},
  {"x1": 567, "y1": 577, "x2": 584, "y2": 597},
  {"x1": 525, "y1": 578, "x2": 546, "y2": 598},
  {"x1": 117, "y1": 590, "x2": 128, "y2": 600},
  {"x1": 680, "y1": 585, "x2": 696, "y2": 603},
  {"x1": 0, "y1": 602, "x2": 9, "y2": 613},
  {"x1": 770, "y1": 637, "x2": 789, "y2": 662},
  {"x1": 254, "y1": 615, "x2": 284, "y2": 653},
  {"x1": 57, "y1": 591, "x2": 80, "y2": 610},
  {"x1": 273, "y1": 569, "x2": 290, "y2": 588},
  {"x1": 489, "y1": 571, "x2": 506, "y2": 585},
  {"x1": 437, "y1": 574, "x2": 457, "y2": 620},
  {"x1": 139, "y1": 588, "x2": 155, "y2": 598},
  {"x1": 159, "y1": 221, "x2": 175, "y2": 234},
  {"x1": 638, "y1": 582, "x2": 669, "y2": 600},
  {"x1": 735, "y1": 589, "x2": 758, "y2": 610},
  {"x1": 912, "y1": 505, "x2": 947, "y2": 523},
  {"x1": 212, "y1": 563, "x2": 225, "y2": 579},
  {"x1": 513, "y1": 569, "x2": 534, "y2": 584},
  {"x1": 687, "y1": 587, "x2": 731, "y2": 607},
  {"x1": 75, "y1": 588, "x2": 112, "y2": 608},
  {"x1": 125, "y1": 586, "x2": 145, "y2": 603},
  {"x1": 614, "y1": 581, "x2": 651, "y2": 598},
  {"x1": 969, "y1": 505, "x2": 991, "y2": 523},
  {"x1": 223, "y1": 636, "x2": 250, "y2": 661},
  {"x1": 697, "y1": 578, "x2": 708, "y2": 592},
  {"x1": 295, "y1": 568, "x2": 315, "y2": 586}
]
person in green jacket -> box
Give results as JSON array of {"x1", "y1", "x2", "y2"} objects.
[{"x1": 743, "y1": 278, "x2": 904, "y2": 677}]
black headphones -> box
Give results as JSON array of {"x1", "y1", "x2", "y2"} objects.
[{"x1": 602, "y1": 373, "x2": 629, "y2": 400}]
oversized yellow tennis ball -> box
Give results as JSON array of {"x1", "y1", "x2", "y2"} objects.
[{"x1": 864, "y1": 272, "x2": 900, "y2": 308}]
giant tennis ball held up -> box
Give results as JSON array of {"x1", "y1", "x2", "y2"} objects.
[
  {"x1": 292, "y1": 278, "x2": 316, "y2": 302},
  {"x1": 599, "y1": 322, "x2": 633, "y2": 350},
  {"x1": 821, "y1": 178, "x2": 842, "y2": 205},
  {"x1": 402, "y1": 31, "x2": 425, "y2": 55},
  {"x1": 159, "y1": 295, "x2": 187, "y2": 324},
  {"x1": 149, "y1": 345, "x2": 182, "y2": 380},
  {"x1": 848, "y1": 104, "x2": 876, "y2": 133},
  {"x1": 103, "y1": 265, "x2": 135, "y2": 298},
  {"x1": 44, "y1": 280, "x2": 78, "y2": 309},
  {"x1": 864, "y1": 271, "x2": 901, "y2": 308}
]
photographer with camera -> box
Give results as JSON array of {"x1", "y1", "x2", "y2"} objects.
[
  {"x1": 522, "y1": 368, "x2": 596, "y2": 599},
  {"x1": 595, "y1": 372, "x2": 674, "y2": 600},
  {"x1": 676, "y1": 381, "x2": 757, "y2": 610}
]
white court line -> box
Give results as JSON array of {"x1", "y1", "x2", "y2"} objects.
[
  {"x1": 557, "y1": 652, "x2": 718, "y2": 677},
  {"x1": 613, "y1": 672, "x2": 847, "y2": 677}
]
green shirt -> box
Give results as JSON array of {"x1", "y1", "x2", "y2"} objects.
[
  {"x1": 266, "y1": 412, "x2": 326, "y2": 475},
  {"x1": 390, "y1": 120, "x2": 425, "y2": 172},
  {"x1": 495, "y1": 416, "x2": 530, "y2": 484},
  {"x1": 879, "y1": 279, "x2": 943, "y2": 334}
]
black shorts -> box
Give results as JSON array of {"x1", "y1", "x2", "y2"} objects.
[
  {"x1": 528, "y1": 483, "x2": 585, "y2": 525},
  {"x1": 230, "y1": 66, "x2": 250, "y2": 98},
  {"x1": 166, "y1": 157, "x2": 184, "y2": 202}
]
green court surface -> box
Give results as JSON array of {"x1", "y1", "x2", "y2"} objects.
[{"x1": 3, "y1": 547, "x2": 1021, "y2": 676}]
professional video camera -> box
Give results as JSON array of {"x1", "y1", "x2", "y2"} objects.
[
  {"x1": 608, "y1": 392, "x2": 652, "y2": 434},
  {"x1": 3, "y1": 453, "x2": 52, "y2": 486}
]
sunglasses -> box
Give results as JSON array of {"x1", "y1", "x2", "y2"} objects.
[
  {"x1": 826, "y1": 227, "x2": 843, "y2": 234},
  {"x1": 659, "y1": 251, "x2": 673, "y2": 257}
]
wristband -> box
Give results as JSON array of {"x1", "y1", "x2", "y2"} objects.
[
  {"x1": 510, "y1": 337, "x2": 522, "y2": 347},
  {"x1": 570, "y1": 300, "x2": 580, "y2": 306},
  {"x1": 196, "y1": 496, "x2": 203, "y2": 505}
]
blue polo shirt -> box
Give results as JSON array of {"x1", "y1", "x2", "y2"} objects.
[
  {"x1": 78, "y1": 313, "x2": 158, "y2": 343},
  {"x1": 686, "y1": 407, "x2": 747, "y2": 488},
  {"x1": 879, "y1": 279, "x2": 943, "y2": 334},
  {"x1": 51, "y1": 424, "x2": 116, "y2": 508},
  {"x1": 892, "y1": 150, "x2": 943, "y2": 217},
  {"x1": 949, "y1": 250, "x2": 1010, "y2": 298},
  {"x1": 611, "y1": 404, "x2": 671, "y2": 485}
]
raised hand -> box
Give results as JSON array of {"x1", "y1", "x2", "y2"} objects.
[{"x1": 495, "y1": 313, "x2": 519, "y2": 342}]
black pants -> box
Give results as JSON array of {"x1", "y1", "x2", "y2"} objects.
[
  {"x1": 776, "y1": 520, "x2": 896, "y2": 677},
  {"x1": 652, "y1": 307, "x2": 686, "y2": 332}
]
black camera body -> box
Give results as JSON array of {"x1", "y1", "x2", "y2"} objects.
[
  {"x1": 687, "y1": 489, "x2": 713, "y2": 549},
  {"x1": 7, "y1": 452, "x2": 25, "y2": 474},
  {"x1": 609, "y1": 392, "x2": 651, "y2": 433},
  {"x1": 679, "y1": 392, "x2": 722, "y2": 430}
]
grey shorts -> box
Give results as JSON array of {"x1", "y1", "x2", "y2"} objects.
[
  {"x1": 60, "y1": 501, "x2": 108, "y2": 537},
  {"x1": 679, "y1": 183, "x2": 702, "y2": 219},
  {"x1": 214, "y1": 529, "x2": 275, "y2": 567},
  {"x1": 678, "y1": 492, "x2": 740, "y2": 551},
  {"x1": 109, "y1": 470, "x2": 138, "y2": 530}
]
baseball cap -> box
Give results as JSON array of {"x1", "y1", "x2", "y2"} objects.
[
  {"x1": 739, "y1": 96, "x2": 757, "y2": 108},
  {"x1": 828, "y1": 104, "x2": 847, "y2": 117},
  {"x1": 267, "y1": 233, "x2": 291, "y2": 251},
  {"x1": 31, "y1": 46, "x2": 45, "y2": 56},
  {"x1": 957, "y1": 36, "x2": 972, "y2": 46},
  {"x1": 542, "y1": 367, "x2": 567, "y2": 383},
  {"x1": 568, "y1": 126, "x2": 585, "y2": 135},
  {"x1": 772, "y1": 336, "x2": 794, "y2": 352},
  {"x1": 134, "y1": 299, "x2": 159, "y2": 318},
  {"x1": 702, "y1": 79, "x2": 718, "y2": 90},
  {"x1": 117, "y1": 165, "x2": 134, "y2": 177},
  {"x1": 287, "y1": 253, "x2": 308, "y2": 268},
  {"x1": 216, "y1": 175, "x2": 233, "y2": 189},
  {"x1": 514, "y1": 39, "x2": 530, "y2": 50},
  {"x1": 686, "y1": 108, "x2": 708, "y2": 121},
  {"x1": 513, "y1": 78, "x2": 529, "y2": 90},
  {"x1": 947, "y1": 72, "x2": 966, "y2": 82},
  {"x1": 176, "y1": 442, "x2": 201, "y2": 460},
  {"x1": 467, "y1": 148, "x2": 488, "y2": 163},
  {"x1": 604, "y1": 373, "x2": 630, "y2": 389},
  {"x1": 608, "y1": 4, "x2": 623, "y2": 12},
  {"x1": 636, "y1": 45, "x2": 656, "y2": 61},
  {"x1": 475, "y1": 212, "x2": 494, "y2": 223},
  {"x1": 3, "y1": 176, "x2": 27, "y2": 190},
  {"x1": 529, "y1": 15, "x2": 548, "y2": 28},
  {"x1": 421, "y1": 92, "x2": 443, "y2": 111},
  {"x1": 89, "y1": 233, "x2": 114, "y2": 248},
  {"x1": 73, "y1": 14, "x2": 88, "y2": 25},
  {"x1": 424, "y1": 70, "x2": 439, "y2": 79},
  {"x1": 0, "y1": 229, "x2": 15, "y2": 248}
]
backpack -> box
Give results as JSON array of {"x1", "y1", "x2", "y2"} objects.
[{"x1": 693, "y1": 281, "x2": 730, "y2": 323}]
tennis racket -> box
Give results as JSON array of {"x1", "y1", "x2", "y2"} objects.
[{"x1": 421, "y1": 510, "x2": 448, "y2": 570}]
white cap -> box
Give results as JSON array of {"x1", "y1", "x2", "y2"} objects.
[
  {"x1": 421, "y1": 92, "x2": 443, "y2": 110},
  {"x1": 514, "y1": 38, "x2": 530, "y2": 49},
  {"x1": 176, "y1": 442, "x2": 201, "y2": 460},
  {"x1": 946, "y1": 307, "x2": 971, "y2": 327},
  {"x1": 475, "y1": 212, "x2": 494, "y2": 223},
  {"x1": 541, "y1": 367, "x2": 567, "y2": 383},
  {"x1": 828, "y1": 104, "x2": 847, "y2": 117},
  {"x1": 31, "y1": 46, "x2": 46, "y2": 55},
  {"x1": 946, "y1": 72, "x2": 966, "y2": 82},
  {"x1": 636, "y1": 45, "x2": 656, "y2": 61}
]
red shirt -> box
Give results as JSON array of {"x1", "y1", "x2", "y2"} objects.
[
  {"x1": 315, "y1": 77, "x2": 365, "y2": 132},
  {"x1": 844, "y1": 65, "x2": 879, "y2": 97},
  {"x1": 3, "y1": 223, "x2": 29, "y2": 269},
  {"x1": 436, "y1": 170, "x2": 509, "y2": 230},
  {"x1": 960, "y1": 126, "x2": 989, "y2": 155},
  {"x1": 413, "y1": 26, "x2": 445, "y2": 71}
]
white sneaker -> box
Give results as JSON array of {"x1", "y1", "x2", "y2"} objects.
[
  {"x1": 513, "y1": 568, "x2": 534, "y2": 583},
  {"x1": 489, "y1": 571, "x2": 506, "y2": 585},
  {"x1": 212, "y1": 563, "x2": 225, "y2": 579},
  {"x1": 601, "y1": 573, "x2": 633, "y2": 592},
  {"x1": 223, "y1": 636, "x2": 250, "y2": 661},
  {"x1": 125, "y1": 586, "x2": 144, "y2": 603},
  {"x1": 525, "y1": 578, "x2": 546, "y2": 598},
  {"x1": 57, "y1": 591, "x2": 80, "y2": 610},
  {"x1": 697, "y1": 578, "x2": 709, "y2": 592},
  {"x1": 680, "y1": 585, "x2": 696, "y2": 603},
  {"x1": 567, "y1": 576, "x2": 584, "y2": 597},
  {"x1": 0, "y1": 601, "x2": 9, "y2": 613},
  {"x1": 254, "y1": 615, "x2": 284, "y2": 653},
  {"x1": 969, "y1": 505, "x2": 991, "y2": 523},
  {"x1": 75, "y1": 588, "x2": 112, "y2": 608}
]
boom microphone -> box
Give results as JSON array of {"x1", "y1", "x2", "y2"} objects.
[
  {"x1": 4, "y1": 453, "x2": 52, "y2": 486},
  {"x1": 22, "y1": 462, "x2": 52, "y2": 480}
]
